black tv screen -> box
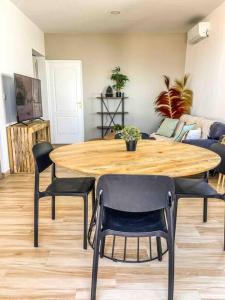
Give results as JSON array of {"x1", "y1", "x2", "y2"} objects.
[{"x1": 14, "y1": 73, "x2": 43, "y2": 122}]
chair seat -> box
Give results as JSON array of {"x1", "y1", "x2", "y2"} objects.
[
  {"x1": 102, "y1": 207, "x2": 167, "y2": 234},
  {"x1": 175, "y1": 178, "x2": 218, "y2": 198},
  {"x1": 46, "y1": 177, "x2": 95, "y2": 195}
]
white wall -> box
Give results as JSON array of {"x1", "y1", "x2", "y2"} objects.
[
  {"x1": 0, "y1": 0, "x2": 45, "y2": 172},
  {"x1": 45, "y1": 33, "x2": 187, "y2": 140},
  {"x1": 185, "y1": 1, "x2": 225, "y2": 122}
]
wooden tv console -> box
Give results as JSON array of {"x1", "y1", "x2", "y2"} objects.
[{"x1": 7, "y1": 120, "x2": 51, "y2": 173}]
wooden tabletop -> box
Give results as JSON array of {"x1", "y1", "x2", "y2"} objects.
[{"x1": 50, "y1": 140, "x2": 220, "y2": 177}]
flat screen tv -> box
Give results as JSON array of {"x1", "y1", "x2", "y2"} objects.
[{"x1": 14, "y1": 73, "x2": 43, "y2": 122}]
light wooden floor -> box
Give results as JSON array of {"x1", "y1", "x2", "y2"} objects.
[{"x1": 0, "y1": 168, "x2": 225, "y2": 300}]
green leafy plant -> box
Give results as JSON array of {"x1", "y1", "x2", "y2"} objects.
[
  {"x1": 121, "y1": 126, "x2": 141, "y2": 142},
  {"x1": 113, "y1": 124, "x2": 124, "y2": 133},
  {"x1": 155, "y1": 75, "x2": 193, "y2": 119},
  {"x1": 111, "y1": 67, "x2": 129, "y2": 92}
]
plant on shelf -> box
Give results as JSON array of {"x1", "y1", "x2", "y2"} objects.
[
  {"x1": 155, "y1": 74, "x2": 193, "y2": 119},
  {"x1": 111, "y1": 66, "x2": 129, "y2": 97},
  {"x1": 121, "y1": 125, "x2": 141, "y2": 151},
  {"x1": 113, "y1": 124, "x2": 124, "y2": 133}
]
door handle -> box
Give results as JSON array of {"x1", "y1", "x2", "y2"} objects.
[{"x1": 76, "y1": 102, "x2": 83, "y2": 110}]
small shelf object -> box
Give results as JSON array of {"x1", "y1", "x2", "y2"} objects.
[
  {"x1": 96, "y1": 93, "x2": 128, "y2": 138},
  {"x1": 7, "y1": 120, "x2": 51, "y2": 173}
]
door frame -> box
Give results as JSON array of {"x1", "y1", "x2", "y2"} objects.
[{"x1": 46, "y1": 60, "x2": 84, "y2": 144}]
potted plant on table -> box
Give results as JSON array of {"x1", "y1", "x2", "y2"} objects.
[
  {"x1": 111, "y1": 67, "x2": 129, "y2": 97},
  {"x1": 121, "y1": 126, "x2": 141, "y2": 151}
]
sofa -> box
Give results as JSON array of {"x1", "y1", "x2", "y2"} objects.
[{"x1": 151, "y1": 114, "x2": 225, "y2": 150}]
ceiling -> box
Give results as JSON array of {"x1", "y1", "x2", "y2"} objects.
[{"x1": 11, "y1": 0, "x2": 224, "y2": 34}]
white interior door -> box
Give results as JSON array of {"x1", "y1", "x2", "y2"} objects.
[{"x1": 47, "y1": 60, "x2": 84, "y2": 144}]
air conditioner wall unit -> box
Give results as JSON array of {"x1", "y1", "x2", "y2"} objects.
[{"x1": 188, "y1": 22, "x2": 210, "y2": 44}]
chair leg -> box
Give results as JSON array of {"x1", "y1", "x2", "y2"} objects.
[
  {"x1": 156, "y1": 237, "x2": 162, "y2": 261},
  {"x1": 168, "y1": 237, "x2": 175, "y2": 300},
  {"x1": 52, "y1": 196, "x2": 56, "y2": 220},
  {"x1": 174, "y1": 197, "x2": 178, "y2": 238},
  {"x1": 83, "y1": 194, "x2": 88, "y2": 250},
  {"x1": 203, "y1": 198, "x2": 208, "y2": 223},
  {"x1": 100, "y1": 236, "x2": 105, "y2": 258},
  {"x1": 92, "y1": 187, "x2": 96, "y2": 212},
  {"x1": 34, "y1": 194, "x2": 39, "y2": 247},
  {"x1": 91, "y1": 233, "x2": 101, "y2": 300}
]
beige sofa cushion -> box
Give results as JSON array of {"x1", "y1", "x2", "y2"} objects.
[
  {"x1": 179, "y1": 114, "x2": 215, "y2": 139},
  {"x1": 151, "y1": 114, "x2": 216, "y2": 141}
]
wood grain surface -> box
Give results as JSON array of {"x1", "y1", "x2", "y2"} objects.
[
  {"x1": 7, "y1": 121, "x2": 51, "y2": 173},
  {"x1": 50, "y1": 140, "x2": 220, "y2": 177},
  {"x1": 0, "y1": 169, "x2": 224, "y2": 299}
]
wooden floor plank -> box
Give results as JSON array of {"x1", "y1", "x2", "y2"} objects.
[{"x1": 0, "y1": 169, "x2": 224, "y2": 299}]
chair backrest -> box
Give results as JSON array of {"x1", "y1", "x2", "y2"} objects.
[
  {"x1": 115, "y1": 132, "x2": 150, "y2": 140},
  {"x1": 32, "y1": 142, "x2": 53, "y2": 173},
  {"x1": 97, "y1": 174, "x2": 175, "y2": 212},
  {"x1": 210, "y1": 143, "x2": 225, "y2": 175}
]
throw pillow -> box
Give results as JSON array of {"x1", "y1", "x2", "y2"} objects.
[
  {"x1": 156, "y1": 118, "x2": 179, "y2": 138},
  {"x1": 184, "y1": 128, "x2": 202, "y2": 140},
  {"x1": 208, "y1": 122, "x2": 225, "y2": 140},
  {"x1": 173, "y1": 121, "x2": 185, "y2": 137},
  {"x1": 174, "y1": 124, "x2": 196, "y2": 142}
]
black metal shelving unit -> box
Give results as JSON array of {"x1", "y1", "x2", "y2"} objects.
[{"x1": 96, "y1": 93, "x2": 128, "y2": 138}]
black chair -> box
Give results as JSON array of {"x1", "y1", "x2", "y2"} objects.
[
  {"x1": 174, "y1": 143, "x2": 225, "y2": 248},
  {"x1": 91, "y1": 174, "x2": 175, "y2": 300},
  {"x1": 175, "y1": 172, "x2": 211, "y2": 223},
  {"x1": 32, "y1": 142, "x2": 95, "y2": 250},
  {"x1": 115, "y1": 132, "x2": 150, "y2": 139},
  {"x1": 211, "y1": 143, "x2": 225, "y2": 180}
]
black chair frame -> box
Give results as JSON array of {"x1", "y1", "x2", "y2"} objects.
[
  {"x1": 88, "y1": 204, "x2": 168, "y2": 263},
  {"x1": 175, "y1": 181, "x2": 225, "y2": 250},
  {"x1": 175, "y1": 172, "x2": 210, "y2": 223},
  {"x1": 91, "y1": 174, "x2": 175, "y2": 300},
  {"x1": 175, "y1": 142, "x2": 225, "y2": 250},
  {"x1": 33, "y1": 142, "x2": 95, "y2": 250}
]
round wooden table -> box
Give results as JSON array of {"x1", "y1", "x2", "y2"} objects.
[
  {"x1": 50, "y1": 139, "x2": 220, "y2": 262},
  {"x1": 50, "y1": 140, "x2": 220, "y2": 177}
]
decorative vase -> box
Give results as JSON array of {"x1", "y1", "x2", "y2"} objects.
[
  {"x1": 116, "y1": 91, "x2": 122, "y2": 98},
  {"x1": 105, "y1": 86, "x2": 113, "y2": 98},
  {"x1": 126, "y1": 140, "x2": 137, "y2": 151}
]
